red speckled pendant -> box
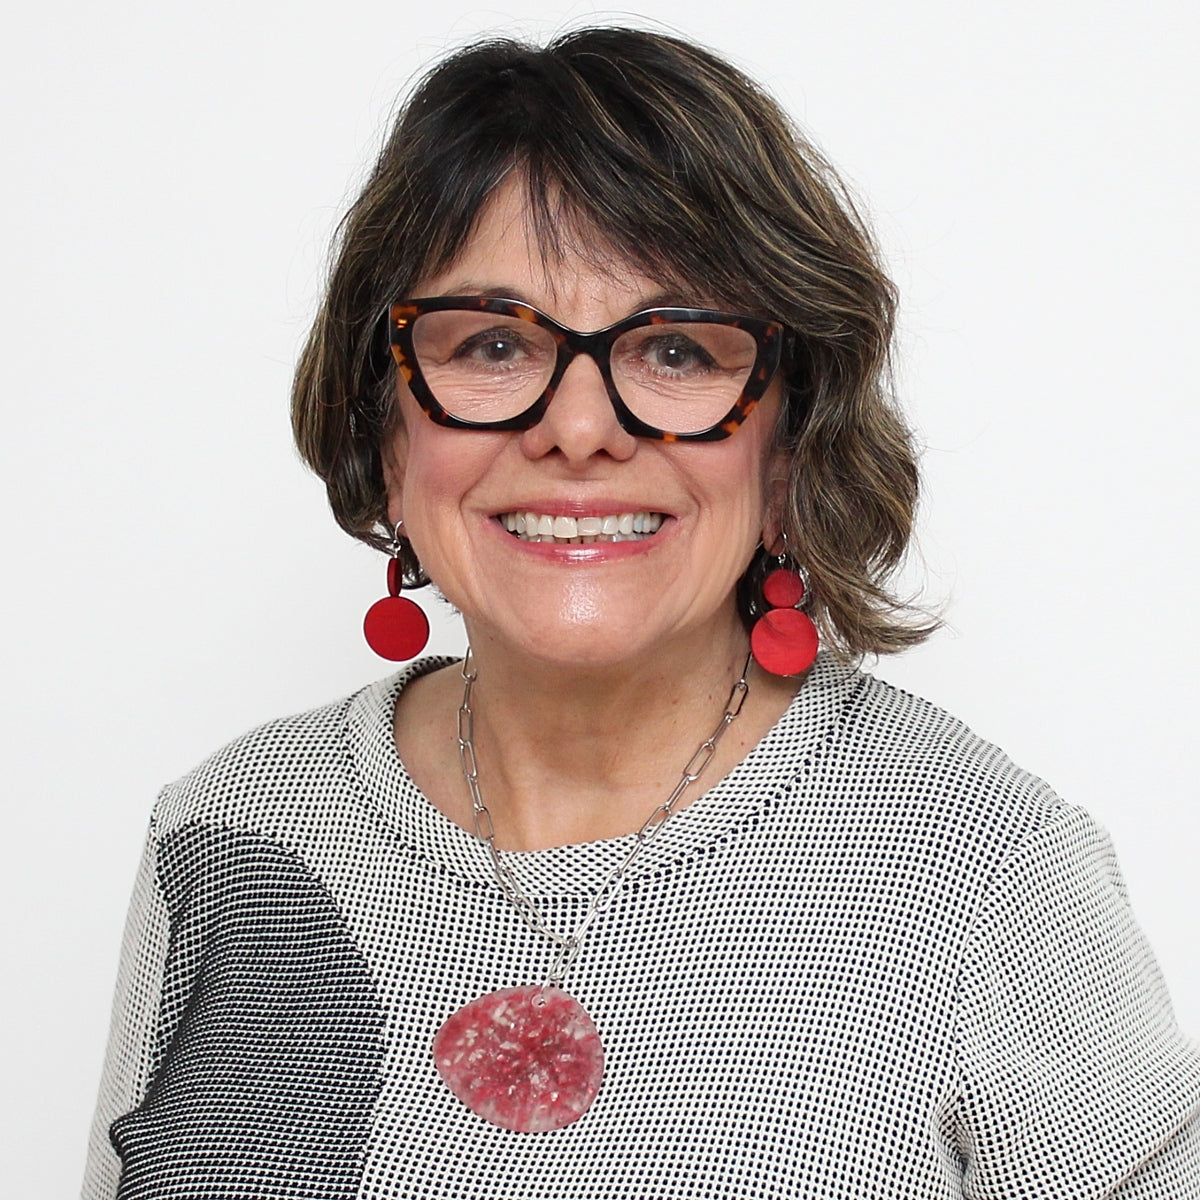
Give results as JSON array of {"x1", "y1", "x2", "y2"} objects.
[{"x1": 433, "y1": 986, "x2": 604, "y2": 1132}]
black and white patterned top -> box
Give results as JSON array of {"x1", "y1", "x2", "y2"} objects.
[{"x1": 84, "y1": 655, "x2": 1200, "y2": 1198}]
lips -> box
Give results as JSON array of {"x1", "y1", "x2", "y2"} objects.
[{"x1": 497, "y1": 510, "x2": 666, "y2": 543}]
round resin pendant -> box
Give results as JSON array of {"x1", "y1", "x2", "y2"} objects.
[{"x1": 433, "y1": 985, "x2": 604, "y2": 1132}]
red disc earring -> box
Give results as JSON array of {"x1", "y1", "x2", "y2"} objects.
[
  {"x1": 750, "y1": 559, "x2": 819, "y2": 676},
  {"x1": 363, "y1": 523, "x2": 430, "y2": 661}
]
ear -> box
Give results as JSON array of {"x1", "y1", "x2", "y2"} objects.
[
  {"x1": 760, "y1": 454, "x2": 791, "y2": 556},
  {"x1": 379, "y1": 421, "x2": 409, "y2": 529}
]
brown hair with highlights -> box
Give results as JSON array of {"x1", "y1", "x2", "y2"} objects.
[{"x1": 292, "y1": 26, "x2": 935, "y2": 657}]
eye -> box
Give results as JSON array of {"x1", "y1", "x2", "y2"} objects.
[
  {"x1": 453, "y1": 329, "x2": 532, "y2": 367},
  {"x1": 639, "y1": 333, "x2": 717, "y2": 376}
]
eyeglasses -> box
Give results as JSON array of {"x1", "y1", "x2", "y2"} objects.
[{"x1": 388, "y1": 297, "x2": 788, "y2": 441}]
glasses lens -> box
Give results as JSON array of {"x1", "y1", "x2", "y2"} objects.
[
  {"x1": 611, "y1": 322, "x2": 759, "y2": 434},
  {"x1": 412, "y1": 310, "x2": 557, "y2": 422}
]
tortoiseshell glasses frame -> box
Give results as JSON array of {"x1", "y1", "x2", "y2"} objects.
[{"x1": 388, "y1": 296, "x2": 789, "y2": 442}]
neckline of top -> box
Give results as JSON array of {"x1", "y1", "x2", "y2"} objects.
[{"x1": 344, "y1": 652, "x2": 867, "y2": 897}]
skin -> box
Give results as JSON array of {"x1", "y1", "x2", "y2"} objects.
[{"x1": 384, "y1": 179, "x2": 802, "y2": 851}]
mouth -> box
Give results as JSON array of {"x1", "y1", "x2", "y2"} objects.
[{"x1": 497, "y1": 510, "x2": 667, "y2": 544}]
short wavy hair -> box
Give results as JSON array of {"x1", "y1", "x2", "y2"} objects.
[{"x1": 292, "y1": 26, "x2": 934, "y2": 657}]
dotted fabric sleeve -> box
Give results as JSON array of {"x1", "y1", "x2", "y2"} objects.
[
  {"x1": 955, "y1": 806, "x2": 1200, "y2": 1197},
  {"x1": 83, "y1": 825, "x2": 170, "y2": 1200},
  {"x1": 82, "y1": 656, "x2": 1200, "y2": 1199}
]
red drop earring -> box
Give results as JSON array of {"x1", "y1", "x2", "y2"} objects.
[
  {"x1": 749, "y1": 556, "x2": 819, "y2": 677},
  {"x1": 363, "y1": 522, "x2": 430, "y2": 661}
]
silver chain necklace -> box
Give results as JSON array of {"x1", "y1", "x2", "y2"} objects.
[
  {"x1": 432, "y1": 647, "x2": 753, "y2": 1134},
  {"x1": 457, "y1": 645, "x2": 752, "y2": 984}
]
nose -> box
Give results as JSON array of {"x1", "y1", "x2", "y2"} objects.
[{"x1": 519, "y1": 353, "x2": 638, "y2": 465}]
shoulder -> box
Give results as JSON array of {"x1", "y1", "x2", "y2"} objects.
[
  {"x1": 150, "y1": 657, "x2": 455, "y2": 840},
  {"x1": 792, "y1": 658, "x2": 1070, "y2": 869}
]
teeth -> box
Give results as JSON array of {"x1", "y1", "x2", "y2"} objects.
[{"x1": 497, "y1": 510, "x2": 665, "y2": 543}]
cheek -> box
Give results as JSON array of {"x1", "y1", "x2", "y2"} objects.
[
  {"x1": 386, "y1": 407, "x2": 511, "y2": 571},
  {"x1": 396, "y1": 430, "x2": 470, "y2": 527},
  {"x1": 682, "y1": 421, "x2": 779, "y2": 527},
  {"x1": 387, "y1": 388, "x2": 470, "y2": 511}
]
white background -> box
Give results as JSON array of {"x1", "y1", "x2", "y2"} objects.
[{"x1": 3, "y1": 1, "x2": 1197, "y2": 1193}]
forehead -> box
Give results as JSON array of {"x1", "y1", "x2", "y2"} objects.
[{"x1": 413, "y1": 177, "x2": 698, "y2": 319}]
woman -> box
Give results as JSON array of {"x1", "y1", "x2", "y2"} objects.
[{"x1": 84, "y1": 27, "x2": 1200, "y2": 1198}]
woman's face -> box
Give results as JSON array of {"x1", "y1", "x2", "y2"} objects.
[{"x1": 383, "y1": 180, "x2": 786, "y2": 670}]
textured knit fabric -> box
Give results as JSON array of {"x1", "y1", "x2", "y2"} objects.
[{"x1": 84, "y1": 655, "x2": 1200, "y2": 1198}]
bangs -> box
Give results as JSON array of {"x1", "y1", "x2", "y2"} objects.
[{"x1": 389, "y1": 36, "x2": 783, "y2": 318}]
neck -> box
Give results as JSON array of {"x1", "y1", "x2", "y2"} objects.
[{"x1": 448, "y1": 619, "x2": 796, "y2": 850}]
